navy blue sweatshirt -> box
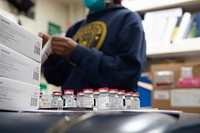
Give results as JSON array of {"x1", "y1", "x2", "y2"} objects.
[{"x1": 43, "y1": 4, "x2": 146, "y2": 93}]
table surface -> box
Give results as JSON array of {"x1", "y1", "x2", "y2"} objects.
[{"x1": 0, "y1": 109, "x2": 199, "y2": 133}]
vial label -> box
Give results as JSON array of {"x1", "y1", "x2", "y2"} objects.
[
  {"x1": 133, "y1": 98, "x2": 140, "y2": 109},
  {"x1": 77, "y1": 98, "x2": 84, "y2": 107},
  {"x1": 41, "y1": 95, "x2": 52, "y2": 108},
  {"x1": 73, "y1": 99, "x2": 77, "y2": 107},
  {"x1": 51, "y1": 100, "x2": 63, "y2": 108},
  {"x1": 98, "y1": 97, "x2": 110, "y2": 110},
  {"x1": 82, "y1": 98, "x2": 94, "y2": 108},
  {"x1": 126, "y1": 100, "x2": 132, "y2": 109},
  {"x1": 65, "y1": 98, "x2": 74, "y2": 107},
  {"x1": 118, "y1": 98, "x2": 124, "y2": 110},
  {"x1": 110, "y1": 97, "x2": 119, "y2": 110}
]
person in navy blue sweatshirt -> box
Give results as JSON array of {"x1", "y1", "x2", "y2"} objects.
[{"x1": 39, "y1": 0, "x2": 146, "y2": 93}]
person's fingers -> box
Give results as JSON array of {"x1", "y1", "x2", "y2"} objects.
[
  {"x1": 52, "y1": 36, "x2": 67, "y2": 42},
  {"x1": 52, "y1": 46, "x2": 63, "y2": 52},
  {"x1": 38, "y1": 32, "x2": 50, "y2": 40},
  {"x1": 38, "y1": 32, "x2": 43, "y2": 37},
  {"x1": 52, "y1": 46, "x2": 65, "y2": 56},
  {"x1": 51, "y1": 41, "x2": 66, "y2": 47},
  {"x1": 44, "y1": 34, "x2": 50, "y2": 40},
  {"x1": 51, "y1": 36, "x2": 77, "y2": 57}
]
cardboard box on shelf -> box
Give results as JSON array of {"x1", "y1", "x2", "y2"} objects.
[
  {"x1": 152, "y1": 88, "x2": 200, "y2": 114},
  {"x1": 0, "y1": 43, "x2": 41, "y2": 86},
  {"x1": 151, "y1": 61, "x2": 200, "y2": 89},
  {"x1": 0, "y1": 15, "x2": 42, "y2": 62},
  {"x1": 0, "y1": 77, "x2": 40, "y2": 111}
]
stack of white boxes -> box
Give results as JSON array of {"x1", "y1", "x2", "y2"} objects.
[{"x1": 0, "y1": 15, "x2": 42, "y2": 111}]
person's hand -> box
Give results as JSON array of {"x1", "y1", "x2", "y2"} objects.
[
  {"x1": 38, "y1": 32, "x2": 51, "y2": 48},
  {"x1": 51, "y1": 36, "x2": 78, "y2": 57}
]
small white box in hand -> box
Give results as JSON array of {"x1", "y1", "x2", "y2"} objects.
[
  {"x1": 0, "y1": 77, "x2": 40, "y2": 111},
  {"x1": 0, "y1": 43, "x2": 41, "y2": 86},
  {"x1": 41, "y1": 38, "x2": 52, "y2": 64},
  {"x1": 0, "y1": 15, "x2": 42, "y2": 62}
]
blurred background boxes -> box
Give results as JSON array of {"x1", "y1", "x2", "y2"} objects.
[
  {"x1": 152, "y1": 88, "x2": 200, "y2": 113},
  {"x1": 151, "y1": 61, "x2": 200, "y2": 113},
  {"x1": 151, "y1": 61, "x2": 200, "y2": 89}
]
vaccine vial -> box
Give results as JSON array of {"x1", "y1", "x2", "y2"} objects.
[
  {"x1": 82, "y1": 88, "x2": 94, "y2": 108},
  {"x1": 93, "y1": 90, "x2": 99, "y2": 108},
  {"x1": 63, "y1": 89, "x2": 76, "y2": 108},
  {"x1": 51, "y1": 91, "x2": 63, "y2": 108},
  {"x1": 97, "y1": 87, "x2": 110, "y2": 110},
  {"x1": 125, "y1": 92, "x2": 134, "y2": 110},
  {"x1": 133, "y1": 92, "x2": 140, "y2": 109},
  {"x1": 39, "y1": 92, "x2": 43, "y2": 108},
  {"x1": 118, "y1": 90, "x2": 125, "y2": 110},
  {"x1": 77, "y1": 91, "x2": 84, "y2": 107},
  {"x1": 109, "y1": 89, "x2": 119, "y2": 110}
]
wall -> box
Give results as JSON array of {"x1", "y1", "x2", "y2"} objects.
[
  {"x1": 35, "y1": 0, "x2": 69, "y2": 34},
  {"x1": 0, "y1": 0, "x2": 11, "y2": 11},
  {"x1": 0, "y1": 0, "x2": 86, "y2": 34},
  {"x1": 68, "y1": 2, "x2": 88, "y2": 25}
]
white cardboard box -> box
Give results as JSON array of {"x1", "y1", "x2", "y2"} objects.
[
  {"x1": 0, "y1": 15, "x2": 42, "y2": 62},
  {"x1": 0, "y1": 77, "x2": 40, "y2": 111},
  {"x1": 171, "y1": 89, "x2": 200, "y2": 107},
  {"x1": 0, "y1": 43, "x2": 41, "y2": 86}
]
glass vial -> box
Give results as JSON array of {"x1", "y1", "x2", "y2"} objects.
[
  {"x1": 97, "y1": 87, "x2": 110, "y2": 110},
  {"x1": 125, "y1": 92, "x2": 134, "y2": 110},
  {"x1": 109, "y1": 89, "x2": 119, "y2": 110},
  {"x1": 133, "y1": 92, "x2": 140, "y2": 109},
  {"x1": 63, "y1": 89, "x2": 76, "y2": 108},
  {"x1": 82, "y1": 88, "x2": 94, "y2": 108},
  {"x1": 118, "y1": 90, "x2": 125, "y2": 110},
  {"x1": 51, "y1": 91, "x2": 63, "y2": 108},
  {"x1": 77, "y1": 91, "x2": 84, "y2": 107}
]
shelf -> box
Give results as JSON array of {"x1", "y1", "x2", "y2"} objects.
[
  {"x1": 147, "y1": 38, "x2": 200, "y2": 58},
  {"x1": 122, "y1": 0, "x2": 200, "y2": 14}
]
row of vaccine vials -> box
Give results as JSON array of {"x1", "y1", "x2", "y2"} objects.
[{"x1": 39, "y1": 87, "x2": 140, "y2": 110}]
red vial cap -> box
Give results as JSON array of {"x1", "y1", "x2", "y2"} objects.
[
  {"x1": 83, "y1": 88, "x2": 93, "y2": 93},
  {"x1": 119, "y1": 90, "x2": 125, "y2": 93},
  {"x1": 52, "y1": 91, "x2": 62, "y2": 95},
  {"x1": 93, "y1": 90, "x2": 99, "y2": 94},
  {"x1": 126, "y1": 92, "x2": 133, "y2": 95},
  {"x1": 109, "y1": 88, "x2": 119, "y2": 92},
  {"x1": 98, "y1": 87, "x2": 109, "y2": 91},
  {"x1": 64, "y1": 89, "x2": 74, "y2": 95},
  {"x1": 94, "y1": 90, "x2": 99, "y2": 92},
  {"x1": 133, "y1": 92, "x2": 139, "y2": 96},
  {"x1": 64, "y1": 89, "x2": 74, "y2": 92},
  {"x1": 118, "y1": 90, "x2": 125, "y2": 94},
  {"x1": 77, "y1": 91, "x2": 84, "y2": 95}
]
